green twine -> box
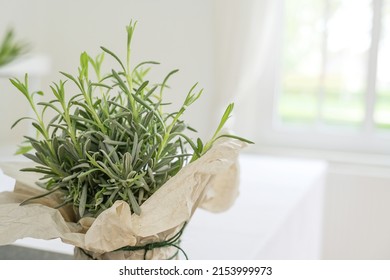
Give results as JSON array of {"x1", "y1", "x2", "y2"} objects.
[
  {"x1": 117, "y1": 222, "x2": 188, "y2": 260},
  {"x1": 79, "y1": 222, "x2": 188, "y2": 260}
]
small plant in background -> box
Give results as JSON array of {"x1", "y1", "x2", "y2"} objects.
[
  {"x1": 0, "y1": 28, "x2": 29, "y2": 67},
  {"x1": 11, "y1": 21, "x2": 252, "y2": 219}
]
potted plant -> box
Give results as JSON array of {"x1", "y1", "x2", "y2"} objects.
[
  {"x1": 0, "y1": 21, "x2": 251, "y2": 260},
  {"x1": 0, "y1": 28, "x2": 29, "y2": 67}
]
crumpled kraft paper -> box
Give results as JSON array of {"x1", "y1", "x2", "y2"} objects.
[{"x1": 0, "y1": 139, "x2": 245, "y2": 259}]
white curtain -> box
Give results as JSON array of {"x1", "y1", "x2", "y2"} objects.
[{"x1": 213, "y1": 0, "x2": 283, "y2": 140}]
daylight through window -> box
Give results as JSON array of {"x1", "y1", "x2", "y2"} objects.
[{"x1": 277, "y1": 0, "x2": 389, "y2": 131}]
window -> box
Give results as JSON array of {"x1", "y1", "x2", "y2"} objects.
[{"x1": 278, "y1": 0, "x2": 388, "y2": 131}]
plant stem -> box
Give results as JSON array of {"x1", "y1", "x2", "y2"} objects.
[{"x1": 125, "y1": 22, "x2": 138, "y2": 121}]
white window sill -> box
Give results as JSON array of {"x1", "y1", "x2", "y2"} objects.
[{"x1": 248, "y1": 144, "x2": 390, "y2": 168}]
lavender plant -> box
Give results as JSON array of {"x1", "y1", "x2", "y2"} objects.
[{"x1": 11, "y1": 21, "x2": 252, "y2": 219}]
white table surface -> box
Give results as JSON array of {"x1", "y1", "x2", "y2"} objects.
[
  {"x1": 0, "y1": 153, "x2": 327, "y2": 259},
  {"x1": 182, "y1": 153, "x2": 327, "y2": 259}
]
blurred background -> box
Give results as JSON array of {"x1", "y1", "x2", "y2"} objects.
[{"x1": 0, "y1": 0, "x2": 390, "y2": 259}]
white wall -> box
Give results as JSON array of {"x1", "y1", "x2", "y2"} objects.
[{"x1": 0, "y1": 0, "x2": 216, "y2": 148}]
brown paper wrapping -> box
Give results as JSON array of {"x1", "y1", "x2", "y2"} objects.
[{"x1": 0, "y1": 139, "x2": 245, "y2": 259}]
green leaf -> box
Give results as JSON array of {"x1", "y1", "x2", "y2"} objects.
[
  {"x1": 31, "y1": 122, "x2": 46, "y2": 137},
  {"x1": 196, "y1": 138, "x2": 204, "y2": 154},
  {"x1": 101, "y1": 46, "x2": 125, "y2": 71},
  {"x1": 79, "y1": 184, "x2": 88, "y2": 217},
  {"x1": 11, "y1": 116, "x2": 35, "y2": 129},
  {"x1": 215, "y1": 103, "x2": 234, "y2": 136},
  {"x1": 9, "y1": 77, "x2": 28, "y2": 97},
  {"x1": 160, "y1": 69, "x2": 179, "y2": 97},
  {"x1": 23, "y1": 153, "x2": 44, "y2": 165},
  {"x1": 15, "y1": 145, "x2": 33, "y2": 155},
  {"x1": 215, "y1": 134, "x2": 255, "y2": 144},
  {"x1": 19, "y1": 186, "x2": 61, "y2": 206},
  {"x1": 126, "y1": 188, "x2": 141, "y2": 215},
  {"x1": 133, "y1": 61, "x2": 160, "y2": 71}
]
